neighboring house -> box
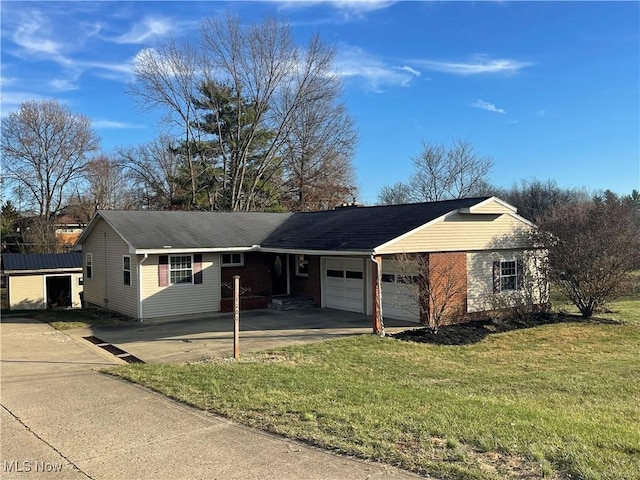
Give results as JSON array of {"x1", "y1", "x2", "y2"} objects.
[
  {"x1": 74, "y1": 197, "x2": 546, "y2": 331},
  {"x1": 54, "y1": 211, "x2": 85, "y2": 250},
  {"x1": 1, "y1": 253, "x2": 83, "y2": 310}
]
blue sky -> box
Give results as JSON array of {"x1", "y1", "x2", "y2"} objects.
[{"x1": 2, "y1": 1, "x2": 638, "y2": 205}]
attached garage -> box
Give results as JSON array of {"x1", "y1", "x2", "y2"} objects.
[
  {"x1": 322, "y1": 257, "x2": 365, "y2": 313},
  {"x1": 381, "y1": 264, "x2": 420, "y2": 322}
]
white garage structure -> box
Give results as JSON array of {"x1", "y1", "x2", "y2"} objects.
[{"x1": 321, "y1": 257, "x2": 366, "y2": 313}]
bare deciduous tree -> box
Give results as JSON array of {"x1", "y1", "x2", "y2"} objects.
[
  {"x1": 391, "y1": 253, "x2": 467, "y2": 333},
  {"x1": 118, "y1": 136, "x2": 188, "y2": 210},
  {"x1": 377, "y1": 182, "x2": 414, "y2": 205},
  {"x1": 128, "y1": 14, "x2": 354, "y2": 212},
  {"x1": 1, "y1": 100, "x2": 100, "y2": 218},
  {"x1": 410, "y1": 138, "x2": 493, "y2": 201},
  {"x1": 128, "y1": 41, "x2": 202, "y2": 207},
  {"x1": 281, "y1": 95, "x2": 358, "y2": 211},
  {"x1": 536, "y1": 195, "x2": 639, "y2": 317},
  {"x1": 68, "y1": 154, "x2": 135, "y2": 224},
  {"x1": 378, "y1": 138, "x2": 492, "y2": 205}
]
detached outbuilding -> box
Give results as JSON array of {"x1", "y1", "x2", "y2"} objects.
[
  {"x1": 1, "y1": 253, "x2": 84, "y2": 310},
  {"x1": 75, "y1": 197, "x2": 546, "y2": 331}
]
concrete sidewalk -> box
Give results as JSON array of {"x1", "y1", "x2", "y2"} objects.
[{"x1": 1, "y1": 317, "x2": 422, "y2": 479}]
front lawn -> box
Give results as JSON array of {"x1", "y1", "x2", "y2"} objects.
[{"x1": 109, "y1": 306, "x2": 640, "y2": 480}]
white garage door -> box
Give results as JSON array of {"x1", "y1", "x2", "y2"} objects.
[
  {"x1": 381, "y1": 266, "x2": 420, "y2": 322},
  {"x1": 323, "y1": 257, "x2": 364, "y2": 313}
]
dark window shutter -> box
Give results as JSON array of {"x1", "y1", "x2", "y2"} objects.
[
  {"x1": 194, "y1": 254, "x2": 203, "y2": 284},
  {"x1": 159, "y1": 255, "x2": 169, "y2": 286},
  {"x1": 516, "y1": 259, "x2": 524, "y2": 291},
  {"x1": 493, "y1": 261, "x2": 501, "y2": 293}
]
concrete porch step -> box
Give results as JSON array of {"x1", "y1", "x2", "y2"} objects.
[{"x1": 269, "y1": 295, "x2": 316, "y2": 310}]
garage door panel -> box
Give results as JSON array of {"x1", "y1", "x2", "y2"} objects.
[
  {"x1": 323, "y1": 257, "x2": 364, "y2": 313},
  {"x1": 382, "y1": 265, "x2": 419, "y2": 322}
]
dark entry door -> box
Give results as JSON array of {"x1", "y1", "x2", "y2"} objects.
[
  {"x1": 46, "y1": 275, "x2": 72, "y2": 307},
  {"x1": 271, "y1": 254, "x2": 288, "y2": 295}
]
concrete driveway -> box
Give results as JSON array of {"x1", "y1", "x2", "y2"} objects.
[
  {"x1": 68, "y1": 308, "x2": 418, "y2": 364},
  {"x1": 1, "y1": 316, "x2": 423, "y2": 480}
]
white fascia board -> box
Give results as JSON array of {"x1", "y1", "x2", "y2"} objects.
[
  {"x1": 5, "y1": 268, "x2": 83, "y2": 275},
  {"x1": 456, "y1": 196, "x2": 518, "y2": 214},
  {"x1": 134, "y1": 246, "x2": 258, "y2": 255},
  {"x1": 258, "y1": 247, "x2": 373, "y2": 257},
  {"x1": 372, "y1": 209, "x2": 458, "y2": 255},
  {"x1": 506, "y1": 211, "x2": 538, "y2": 229}
]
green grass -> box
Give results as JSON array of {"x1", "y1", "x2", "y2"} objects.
[
  {"x1": 109, "y1": 297, "x2": 640, "y2": 480},
  {"x1": 2, "y1": 308, "x2": 129, "y2": 329}
]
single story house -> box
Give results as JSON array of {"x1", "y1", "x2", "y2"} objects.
[
  {"x1": 75, "y1": 197, "x2": 546, "y2": 332},
  {"x1": 1, "y1": 252, "x2": 84, "y2": 310}
]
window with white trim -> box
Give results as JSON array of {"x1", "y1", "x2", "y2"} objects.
[
  {"x1": 497, "y1": 260, "x2": 520, "y2": 292},
  {"x1": 295, "y1": 254, "x2": 309, "y2": 277},
  {"x1": 123, "y1": 256, "x2": 131, "y2": 286},
  {"x1": 221, "y1": 253, "x2": 244, "y2": 266},
  {"x1": 170, "y1": 255, "x2": 193, "y2": 284},
  {"x1": 86, "y1": 253, "x2": 93, "y2": 279}
]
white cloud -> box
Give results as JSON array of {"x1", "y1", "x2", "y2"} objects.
[
  {"x1": 92, "y1": 120, "x2": 146, "y2": 130},
  {"x1": 334, "y1": 45, "x2": 421, "y2": 92},
  {"x1": 471, "y1": 99, "x2": 506, "y2": 114},
  {"x1": 279, "y1": 0, "x2": 395, "y2": 16},
  {"x1": 49, "y1": 76, "x2": 80, "y2": 92},
  {"x1": 394, "y1": 65, "x2": 421, "y2": 77},
  {"x1": 112, "y1": 17, "x2": 174, "y2": 44},
  {"x1": 416, "y1": 54, "x2": 533, "y2": 76},
  {"x1": 12, "y1": 13, "x2": 65, "y2": 58},
  {"x1": 536, "y1": 108, "x2": 547, "y2": 117}
]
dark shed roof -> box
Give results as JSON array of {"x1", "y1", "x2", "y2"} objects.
[
  {"x1": 262, "y1": 197, "x2": 490, "y2": 251},
  {"x1": 2, "y1": 252, "x2": 82, "y2": 272}
]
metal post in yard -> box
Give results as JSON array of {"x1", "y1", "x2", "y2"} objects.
[{"x1": 233, "y1": 275, "x2": 240, "y2": 359}]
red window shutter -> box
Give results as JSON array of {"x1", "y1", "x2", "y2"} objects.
[
  {"x1": 516, "y1": 260, "x2": 524, "y2": 291},
  {"x1": 194, "y1": 254, "x2": 203, "y2": 284},
  {"x1": 493, "y1": 261, "x2": 501, "y2": 293},
  {"x1": 158, "y1": 255, "x2": 169, "y2": 286}
]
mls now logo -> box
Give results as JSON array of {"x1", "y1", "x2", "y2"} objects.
[{"x1": 3, "y1": 460, "x2": 63, "y2": 473}]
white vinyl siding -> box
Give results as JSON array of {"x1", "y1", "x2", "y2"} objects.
[
  {"x1": 322, "y1": 257, "x2": 365, "y2": 314},
  {"x1": 141, "y1": 253, "x2": 220, "y2": 319},
  {"x1": 9, "y1": 275, "x2": 45, "y2": 310},
  {"x1": 467, "y1": 250, "x2": 546, "y2": 313},
  {"x1": 8, "y1": 272, "x2": 83, "y2": 310},
  {"x1": 81, "y1": 218, "x2": 138, "y2": 318},
  {"x1": 376, "y1": 211, "x2": 533, "y2": 255}
]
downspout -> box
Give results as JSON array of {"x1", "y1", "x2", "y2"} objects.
[
  {"x1": 370, "y1": 254, "x2": 385, "y2": 337},
  {"x1": 138, "y1": 253, "x2": 148, "y2": 321}
]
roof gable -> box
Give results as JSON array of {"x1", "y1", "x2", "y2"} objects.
[{"x1": 262, "y1": 197, "x2": 491, "y2": 251}]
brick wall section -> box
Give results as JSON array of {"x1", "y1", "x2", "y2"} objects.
[
  {"x1": 423, "y1": 252, "x2": 468, "y2": 325},
  {"x1": 289, "y1": 255, "x2": 321, "y2": 306},
  {"x1": 221, "y1": 252, "x2": 272, "y2": 298}
]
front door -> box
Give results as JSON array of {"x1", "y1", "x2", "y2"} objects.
[{"x1": 271, "y1": 254, "x2": 288, "y2": 295}]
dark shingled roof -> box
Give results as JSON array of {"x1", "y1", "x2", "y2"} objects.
[
  {"x1": 96, "y1": 210, "x2": 293, "y2": 249},
  {"x1": 81, "y1": 197, "x2": 491, "y2": 252},
  {"x1": 2, "y1": 252, "x2": 82, "y2": 272},
  {"x1": 262, "y1": 197, "x2": 491, "y2": 251}
]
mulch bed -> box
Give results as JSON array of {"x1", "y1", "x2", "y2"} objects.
[{"x1": 390, "y1": 313, "x2": 604, "y2": 346}]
